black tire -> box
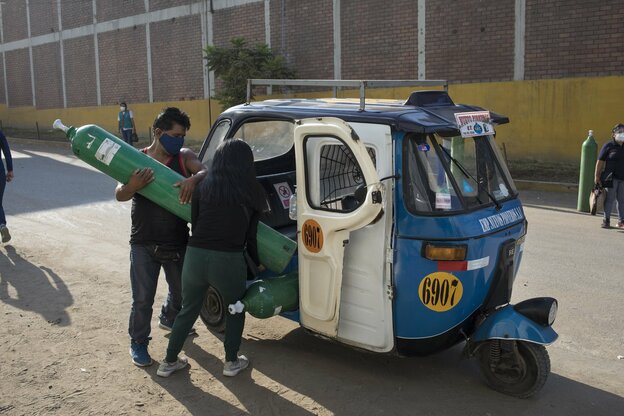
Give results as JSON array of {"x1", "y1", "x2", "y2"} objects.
[
  {"x1": 477, "y1": 340, "x2": 550, "y2": 398},
  {"x1": 199, "y1": 285, "x2": 226, "y2": 333}
]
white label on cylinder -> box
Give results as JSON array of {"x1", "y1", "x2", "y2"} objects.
[
  {"x1": 95, "y1": 139, "x2": 121, "y2": 166},
  {"x1": 273, "y1": 306, "x2": 282, "y2": 316}
]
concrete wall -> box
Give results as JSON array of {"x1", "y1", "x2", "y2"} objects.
[
  {"x1": 0, "y1": 0, "x2": 623, "y2": 158},
  {"x1": 2, "y1": 76, "x2": 622, "y2": 157}
]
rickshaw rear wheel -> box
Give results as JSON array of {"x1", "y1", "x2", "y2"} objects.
[
  {"x1": 477, "y1": 340, "x2": 550, "y2": 398},
  {"x1": 199, "y1": 285, "x2": 226, "y2": 333}
]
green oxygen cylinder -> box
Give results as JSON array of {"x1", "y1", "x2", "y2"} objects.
[
  {"x1": 53, "y1": 119, "x2": 297, "y2": 273},
  {"x1": 53, "y1": 120, "x2": 192, "y2": 219},
  {"x1": 228, "y1": 272, "x2": 299, "y2": 319},
  {"x1": 577, "y1": 129, "x2": 598, "y2": 212}
]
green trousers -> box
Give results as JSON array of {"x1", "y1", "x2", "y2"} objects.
[{"x1": 166, "y1": 246, "x2": 247, "y2": 363}]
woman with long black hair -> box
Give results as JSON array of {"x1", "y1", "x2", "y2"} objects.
[{"x1": 157, "y1": 138, "x2": 265, "y2": 377}]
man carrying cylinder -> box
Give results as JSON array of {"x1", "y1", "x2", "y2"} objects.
[{"x1": 115, "y1": 107, "x2": 208, "y2": 366}]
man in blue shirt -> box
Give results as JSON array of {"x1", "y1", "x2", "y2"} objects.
[
  {"x1": 0, "y1": 130, "x2": 14, "y2": 243},
  {"x1": 595, "y1": 123, "x2": 624, "y2": 228}
]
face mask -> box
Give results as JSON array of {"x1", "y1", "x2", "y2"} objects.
[
  {"x1": 120, "y1": 106, "x2": 126, "y2": 111},
  {"x1": 615, "y1": 133, "x2": 624, "y2": 143},
  {"x1": 159, "y1": 133, "x2": 185, "y2": 156}
]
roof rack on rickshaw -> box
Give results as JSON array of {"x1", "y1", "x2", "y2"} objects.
[{"x1": 246, "y1": 79, "x2": 449, "y2": 111}]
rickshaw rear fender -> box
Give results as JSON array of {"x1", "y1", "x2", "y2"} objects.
[{"x1": 470, "y1": 304, "x2": 558, "y2": 345}]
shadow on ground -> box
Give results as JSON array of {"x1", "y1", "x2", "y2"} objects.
[
  {"x1": 4, "y1": 146, "x2": 121, "y2": 216},
  {"x1": 150, "y1": 326, "x2": 623, "y2": 415},
  {"x1": 0, "y1": 245, "x2": 73, "y2": 326}
]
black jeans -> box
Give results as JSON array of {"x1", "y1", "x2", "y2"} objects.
[
  {"x1": 128, "y1": 244, "x2": 185, "y2": 344},
  {"x1": 0, "y1": 168, "x2": 5, "y2": 225}
]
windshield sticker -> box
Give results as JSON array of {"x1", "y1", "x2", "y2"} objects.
[
  {"x1": 493, "y1": 183, "x2": 509, "y2": 199},
  {"x1": 418, "y1": 272, "x2": 463, "y2": 312},
  {"x1": 454, "y1": 111, "x2": 495, "y2": 138},
  {"x1": 479, "y1": 207, "x2": 524, "y2": 232},
  {"x1": 417, "y1": 143, "x2": 430, "y2": 152},
  {"x1": 273, "y1": 182, "x2": 292, "y2": 209},
  {"x1": 94, "y1": 138, "x2": 120, "y2": 166},
  {"x1": 461, "y1": 179, "x2": 475, "y2": 193},
  {"x1": 435, "y1": 192, "x2": 451, "y2": 210}
]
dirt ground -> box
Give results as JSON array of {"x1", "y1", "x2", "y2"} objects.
[{"x1": 0, "y1": 142, "x2": 622, "y2": 415}]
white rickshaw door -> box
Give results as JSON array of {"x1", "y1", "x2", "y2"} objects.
[{"x1": 294, "y1": 117, "x2": 382, "y2": 338}]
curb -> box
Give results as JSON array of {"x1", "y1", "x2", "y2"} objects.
[
  {"x1": 7, "y1": 136, "x2": 69, "y2": 148},
  {"x1": 515, "y1": 179, "x2": 578, "y2": 193}
]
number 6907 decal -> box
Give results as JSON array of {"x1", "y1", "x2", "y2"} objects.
[{"x1": 418, "y1": 272, "x2": 463, "y2": 312}]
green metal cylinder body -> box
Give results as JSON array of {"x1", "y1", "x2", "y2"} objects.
[
  {"x1": 67, "y1": 124, "x2": 192, "y2": 220},
  {"x1": 577, "y1": 131, "x2": 597, "y2": 212},
  {"x1": 63, "y1": 123, "x2": 296, "y2": 273},
  {"x1": 241, "y1": 272, "x2": 299, "y2": 319}
]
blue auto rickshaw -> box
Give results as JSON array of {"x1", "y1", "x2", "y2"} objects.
[{"x1": 197, "y1": 80, "x2": 558, "y2": 398}]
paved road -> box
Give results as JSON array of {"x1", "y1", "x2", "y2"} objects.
[{"x1": 0, "y1": 141, "x2": 622, "y2": 415}]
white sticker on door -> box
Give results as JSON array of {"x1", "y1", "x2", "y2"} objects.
[
  {"x1": 94, "y1": 139, "x2": 121, "y2": 166},
  {"x1": 273, "y1": 182, "x2": 292, "y2": 209}
]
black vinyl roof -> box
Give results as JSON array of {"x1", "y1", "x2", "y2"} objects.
[{"x1": 219, "y1": 98, "x2": 509, "y2": 136}]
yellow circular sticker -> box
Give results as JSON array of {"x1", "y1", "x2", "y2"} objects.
[
  {"x1": 302, "y1": 219, "x2": 324, "y2": 253},
  {"x1": 418, "y1": 272, "x2": 463, "y2": 312}
]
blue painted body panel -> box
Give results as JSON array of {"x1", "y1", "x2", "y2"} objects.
[
  {"x1": 470, "y1": 304, "x2": 559, "y2": 345},
  {"x1": 392, "y1": 131, "x2": 527, "y2": 340}
]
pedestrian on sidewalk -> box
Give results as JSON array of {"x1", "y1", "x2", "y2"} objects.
[
  {"x1": 157, "y1": 139, "x2": 265, "y2": 378},
  {"x1": 115, "y1": 107, "x2": 208, "y2": 367},
  {"x1": 118, "y1": 102, "x2": 137, "y2": 145},
  {"x1": 0, "y1": 130, "x2": 14, "y2": 243},
  {"x1": 595, "y1": 123, "x2": 624, "y2": 229}
]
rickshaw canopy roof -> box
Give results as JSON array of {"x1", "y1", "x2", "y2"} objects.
[{"x1": 224, "y1": 97, "x2": 509, "y2": 136}]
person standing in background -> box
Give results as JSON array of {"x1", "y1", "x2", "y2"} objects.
[
  {"x1": 0, "y1": 130, "x2": 14, "y2": 243},
  {"x1": 118, "y1": 102, "x2": 137, "y2": 145},
  {"x1": 595, "y1": 123, "x2": 624, "y2": 229}
]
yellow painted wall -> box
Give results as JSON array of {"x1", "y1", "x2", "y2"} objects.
[
  {"x1": 0, "y1": 99, "x2": 223, "y2": 145},
  {"x1": 448, "y1": 76, "x2": 624, "y2": 163},
  {"x1": 1, "y1": 76, "x2": 623, "y2": 162},
  {"x1": 255, "y1": 76, "x2": 624, "y2": 163}
]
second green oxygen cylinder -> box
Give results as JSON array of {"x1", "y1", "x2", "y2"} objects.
[
  {"x1": 228, "y1": 272, "x2": 299, "y2": 319},
  {"x1": 53, "y1": 120, "x2": 297, "y2": 273}
]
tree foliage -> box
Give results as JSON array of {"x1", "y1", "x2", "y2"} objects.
[{"x1": 204, "y1": 38, "x2": 295, "y2": 110}]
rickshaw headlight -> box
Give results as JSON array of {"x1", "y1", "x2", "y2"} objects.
[
  {"x1": 422, "y1": 243, "x2": 467, "y2": 261},
  {"x1": 513, "y1": 297, "x2": 558, "y2": 327},
  {"x1": 548, "y1": 300, "x2": 558, "y2": 326}
]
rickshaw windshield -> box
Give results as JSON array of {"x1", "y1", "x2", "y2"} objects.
[{"x1": 403, "y1": 133, "x2": 517, "y2": 214}]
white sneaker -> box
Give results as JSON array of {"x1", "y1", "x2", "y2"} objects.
[
  {"x1": 0, "y1": 225, "x2": 10, "y2": 243},
  {"x1": 156, "y1": 356, "x2": 188, "y2": 377},
  {"x1": 223, "y1": 355, "x2": 249, "y2": 377}
]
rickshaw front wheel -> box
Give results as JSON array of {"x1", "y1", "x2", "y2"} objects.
[
  {"x1": 199, "y1": 285, "x2": 226, "y2": 333},
  {"x1": 477, "y1": 340, "x2": 550, "y2": 398}
]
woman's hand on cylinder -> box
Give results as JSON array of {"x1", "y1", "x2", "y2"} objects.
[{"x1": 174, "y1": 177, "x2": 197, "y2": 204}]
